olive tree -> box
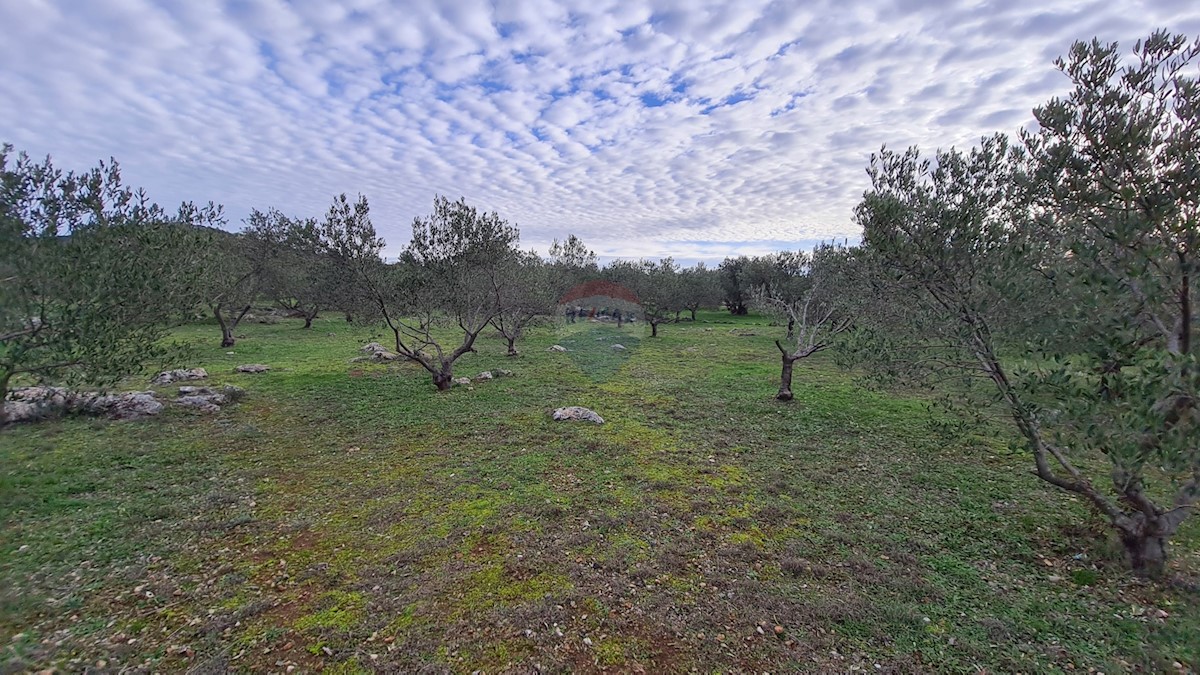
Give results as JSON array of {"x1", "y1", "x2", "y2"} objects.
[
  {"x1": 1017, "y1": 31, "x2": 1200, "y2": 575},
  {"x1": 547, "y1": 233, "x2": 600, "y2": 300},
  {"x1": 201, "y1": 212, "x2": 284, "y2": 347},
  {"x1": 678, "y1": 262, "x2": 722, "y2": 321},
  {"x1": 752, "y1": 246, "x2": 855, "y2": 401},
  {"x1": 491, "y1": 250, "x2": 557, "y2": 356},
  {"x1": 853, "y1": 27, "x2": 1199, "y2": 578},
  {"x1": 717, "y1": 255, "x2": 752, "y2": 315},
  {"x1": 321, "y1": 194, "x2": 520, "y2": 390},
  {"x1": 252, "y1": 208, "x2": 344, "y2": 329},
  {"x1": 605, "y1": 257, "x2": 680, "y2": 337},
  {"x1": 1, "y1": 146, "x2": 215, "y2": 423}
]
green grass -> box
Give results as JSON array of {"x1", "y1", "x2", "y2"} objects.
[{"x1": 1, "y1": 309, "x2": 1198, "y2": 673}]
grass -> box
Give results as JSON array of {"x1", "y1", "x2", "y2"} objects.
[{"x1": 1, "y1": 309, "x2": 1198, "y2": 673}]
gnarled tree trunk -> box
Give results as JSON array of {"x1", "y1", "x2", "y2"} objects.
[
  {"x1": 433, "y1": 369, "x2": 453, "y2": 391},
  {"x1": 777, "y1": 354, "x2": 797, "y2": 401},
  {"x1": 506, "y1": 336, "x2": 519, "y2": 357},
  {"x1": 1121, "y1": 526, "x2": 1168, "y2": 578},
  {"x1": 213, "y1": 304, "x2": 248, "y2": 348}
]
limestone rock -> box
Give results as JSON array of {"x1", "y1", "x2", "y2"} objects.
[
  {"x1": 175, "y1": 385, "x2": 244, "y2": 413},
  {"x1": 611, "y1": 344, "x2": 626, "y2": 350},
  {"x1": 235, "y1": 364, "x2": 270, "y2": 373},
  {"x1": 551, "y1": 406, "x2": 604, "y2": 424},
  {"x1": 452, "y1": 377, "x2": 472, "y2": 386},
  {"x1": 474, "y1": 371, "x2": 494, "y2": 381},
  {"x1": 359, "y1": 342, "x2": 401, "y2": 361},
  {"x1": 150, "y1": 368, "x2": 208, "y2": 386},
  {"x1": 98, "y1": 392, "x2": 163, "y2": 420},
  {"x1": 547, "y1": 345, "x2": 568, "y2": 352},
  {"x1": 3, "y1": 386, "x2": 162, "y2": 423}
]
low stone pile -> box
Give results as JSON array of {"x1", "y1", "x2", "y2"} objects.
[
  {"x1": 4, "y1": 387, "x2": 162, "y2": 423},
  {"x1": 4, "y1": 382, "x2": 246, "y2": 425}
]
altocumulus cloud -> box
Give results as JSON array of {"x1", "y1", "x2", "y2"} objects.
[{"x1": 2, "y1": 0, "x2": 1197, "y2": 263}]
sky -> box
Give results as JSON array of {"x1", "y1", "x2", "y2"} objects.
[{"x1": 2, "y1": 1, "x2": 1198, "y2": 264}]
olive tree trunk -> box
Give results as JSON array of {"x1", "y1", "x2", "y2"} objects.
[{"x1": 777, "y1": 354, "x2": 797, "y2": 401}]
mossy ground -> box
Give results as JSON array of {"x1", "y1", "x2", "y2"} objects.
[{"x1": 2, "y1": 311, "x2": 1198, "y2": 672}]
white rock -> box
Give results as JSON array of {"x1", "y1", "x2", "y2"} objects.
[
  {"x1": 150, "y1": 368, "x2": 208, "y2": 385},
  {"x1": 551, "y1": 406, "x2": 604, "y2": 424}
]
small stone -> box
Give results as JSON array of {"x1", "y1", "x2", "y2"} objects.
[
  {"x1": 547, "y1": 344, "x2": 568, "y2": 352},
  {"x1": 774, "y1": 625, "x2": 784, "y2": 635},
  {"x1": 583, "y1": 637, "x2": 593, "y2": 647},
  {"x1": 235, "y1": 364, "x2": 270, "y2": 373},
  {"x1": 611, "y1": 344, "x2": 626, "y2": 350}
]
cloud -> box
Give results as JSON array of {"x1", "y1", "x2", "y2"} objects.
[{"x1": 1, "y1": 0, "x2": 1197, "y2": 264}]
